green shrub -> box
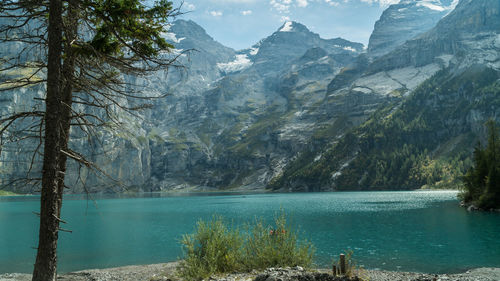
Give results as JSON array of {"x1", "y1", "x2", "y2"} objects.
[
  {"x1": 240, "y1": 212, "x2": 314, "y2": 271},
  {"x1": 177, "y1": 211, "x2": 315, "y2": 281},
  {"x1": 178, "y1": 216, "x2": 244, "y2": 280}
]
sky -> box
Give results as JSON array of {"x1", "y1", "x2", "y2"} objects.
[{"x1": 170, "y1": 0, "x2": 400, "y2": 50}]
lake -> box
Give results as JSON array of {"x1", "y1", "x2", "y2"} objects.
[{"x1": 1, "y1": 190, "x2": 499, "y2": 274}]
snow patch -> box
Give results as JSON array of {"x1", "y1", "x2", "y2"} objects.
[
  {"x1": 280, "y1": 21, "x2": 293, "y2": 32},
  {"x1": 294, "y1": 110, "x2": 307, "y2": 117},
  {"x1": 249, "y1": 47, "x2": 259, "y2": 56},
  {"x1": 217, "y1": 54, "x2": 253, "y2": 73},
  {"x1": 495, "y1": 34, "x2": 500, "y2": 49},
  {"x1": 343, "y1": 46, "x2": 357, "y2": 52},
  {"x1": 352, "y1": 87, "x2": 372, "y2": 94},
  {"x1": 318, "y1": 56, "x2": 330, "y2": 64},
  {"x1": 334, "y1": 45, "x2": 357, "y2": 52},
  {"x1": 417, "y1": 1, "x2": 445, "y2": 12},
  {"x1": 449, "y1": 0, "x2": 459, "y2": 10},
  {"x1": 163, "y1": 32, "x2": 184, "y2": 43}
]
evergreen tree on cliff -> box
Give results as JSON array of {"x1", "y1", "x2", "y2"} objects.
[
  {"x1": 1, "y1": 0, "x2": 180, "y2": 280},
  {"x1": 462, "y1": 120, "x2": 500, "y2": 210}
]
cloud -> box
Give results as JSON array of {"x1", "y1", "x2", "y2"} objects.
[
  {"x1": 280, "y1": 15, "x2": 291, "y2": 22},
  {"x1": 270, "y1": 0, "x2": 309, "y2": 13},
  {"x1": 323, "y1": 0, "x2": 398, "y2": 7},
  {"x1": 296, "y1": 0, "x2": 308, "y2": 7},
  {"x1": 270, "y1": 0, "x2": 292, "y2": 13},
  {"x1": 210, "y1": 0, "x2": 257, "y2": 2},
  {"x1": 241, "y1": 10, "x2": 253, "y2": 15},
  {"x1": 210, "y1": 10, "x2": 223, "y2": 16},
  {"x1": 358, "y1": 0, "x2": 400, "y2": 7},
  {"x1": 184, "y1": 2, "x2": 196, "y2": 11},
  {"x1": 324, "y1": 0, "x2": 339, "y2": 6}
]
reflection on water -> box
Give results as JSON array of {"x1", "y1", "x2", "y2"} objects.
[{"x1": 1, "y1": 190, "x2": 499, "y2": 274}]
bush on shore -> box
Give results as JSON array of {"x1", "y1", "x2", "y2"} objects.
[{"x1": 177, "y1": 211, "x2": 315, "y2": 281}]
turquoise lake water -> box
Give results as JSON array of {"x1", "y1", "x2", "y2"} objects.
[{"x1": 1, "y1": 190, "x2": 499, "y2": 274}]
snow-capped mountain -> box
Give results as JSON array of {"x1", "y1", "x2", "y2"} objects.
[{"x1": 368, "y1": 0, "x2": 458, "y2": 58}]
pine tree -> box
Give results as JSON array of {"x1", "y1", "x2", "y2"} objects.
[
  {"x1": 461, "y1": 120, "x2": 500, "y2": 209},
  {"x1": 1, "y1": 0, "x2": 181, "y2": 279}
]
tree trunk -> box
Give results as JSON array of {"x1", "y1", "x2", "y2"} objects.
[
  {"x1": 56, "y1": 0, "x2": 78, "y2": 216},
  {"x1": 32, "y1": 0, "x2": 63, "y2": 280}
]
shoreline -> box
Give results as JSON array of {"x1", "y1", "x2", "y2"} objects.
[
  {"x1": 0, "y1": 188, "x2": 459, "y2": 197},
  {"x1": 1, "y1": 263, "x2": 500, "y2": 281}
]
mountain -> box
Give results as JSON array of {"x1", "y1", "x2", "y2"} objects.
[
  {"x1": 370, "y1": 0, "x2": 500, "y2": 72},
  {"x1": 271, "y1": 0, "x2": 500, "y2": 191},
  {"x1": 3, "y1": 0, "x2": 499, "y2": 193},
  {"x1": 143, "y1": 21, "x2": 364, "y2": 191},
  {"x1": 0, "y1": 19, "x2": 365, "y2": 193},
  {"x1": 368, "y1": 0, "x2": 458, "y2": 58},
  {"x1": 249, "y1": 21, "x2": 364, "y2": 75}
]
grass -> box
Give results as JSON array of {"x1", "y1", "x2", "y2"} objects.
[
  {"x1": 177, "y1": 211, "x2": 315, "y2": 281},
  {"x1": 0, "y1": 190, "x2": 18, "y2": 196}
]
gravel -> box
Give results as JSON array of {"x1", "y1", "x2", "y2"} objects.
[{"x1": 1, "y1": 264, "x2": 499, "y2": 281}]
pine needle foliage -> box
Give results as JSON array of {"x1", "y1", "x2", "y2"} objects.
[{"x1": 461, "y1": 120, "x2": 500, "y2": 209}]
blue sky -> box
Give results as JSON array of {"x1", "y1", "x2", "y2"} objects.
[{"x1": 170, "y1": 0, "x2": 399, "y2": 50}]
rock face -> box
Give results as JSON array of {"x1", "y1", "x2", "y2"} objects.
[{"x1": 368, "y1": 0, "x2": 457, "y2": 58}]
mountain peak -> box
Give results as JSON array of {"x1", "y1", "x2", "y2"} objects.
[
  {"x1": 169, "y1": 19, "x2": 213, "y2": 41},
  {"x1": 367, "y1": 0, "x2": 455, "y2": 58},
  {"x1": 368, "y1": 0, "x2": 500, "y2": 73},
  {"x1": 277, "y1": 21, "x2": 310, "y2": 33}
]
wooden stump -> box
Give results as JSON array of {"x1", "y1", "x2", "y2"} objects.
[{"x1": 339, "y1": 254, "x2": 346, "y2": 275}]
